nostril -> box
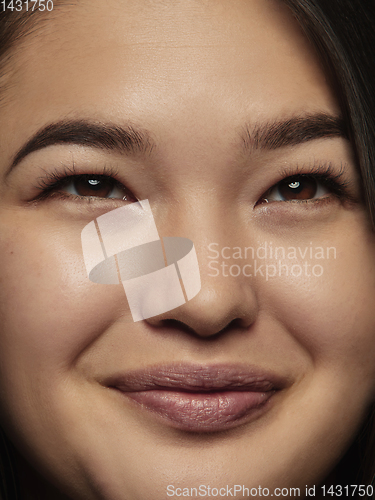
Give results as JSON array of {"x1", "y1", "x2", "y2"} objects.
[
  {"x1": 223, "y1": 317, "x2": 247, "y2": 331},
  {"x1": 159, "y1": 319, "x2": 198, "y2": 335},
  {"x1": 144, "y1": 282, "x2": 258, "y2": 337},
  {"x1": 154, "y1": 317, "x2": 249, "y2": 340}
]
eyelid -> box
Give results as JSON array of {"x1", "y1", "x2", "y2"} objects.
[
  {"x1": 34, "y1": 164, "x2": 121, "y2": 190},
  {"x1": 256, "y1": 162, "x2": 357, "y2": 206},
  {"x1": 32, "y1": 164, "x2": 136, "y2": 202}
]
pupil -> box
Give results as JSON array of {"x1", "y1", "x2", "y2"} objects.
[
  {"x1": 74, "y1": 177, "x2": 113, "y2": 197},
  {"x1": 279, "y1": 176, "x2": 317, "y2": 200},
  {"x1": 88, "y1": 179, "x2": 101, "y2": 188}
]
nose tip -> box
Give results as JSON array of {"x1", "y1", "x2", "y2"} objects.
[{"x1": 145, "y1": 281, "x2": 258, "y2": 338}]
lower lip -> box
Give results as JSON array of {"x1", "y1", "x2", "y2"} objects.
[{"x1": 120, "y1": 389, "x2": 275, "y2": 432}]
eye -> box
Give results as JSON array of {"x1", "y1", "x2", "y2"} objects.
[
  {"x1": 259, "y1": 175, "x2": 329, "y2": 204},
  {"x1": 35, "y1": 171, "x2": 137, "y2": 203},
  {"x1": 63, "y1": 175, "x2": 130, "y2": 199}
]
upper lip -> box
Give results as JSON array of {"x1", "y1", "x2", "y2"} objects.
[{"x1": 103, "y1": 363, "x2": 289, "y2": 393}]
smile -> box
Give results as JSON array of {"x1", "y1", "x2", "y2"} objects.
[{"x1": 105, "y1": 363, "x2": 288, "y2": 432}]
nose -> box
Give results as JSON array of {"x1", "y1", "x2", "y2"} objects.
[
  {"x1": 146, "y1": 282, "x2": 258, "y2": 337},
  {"x1": 145, "y1": 238, "x2": 259, "y2": 338}
]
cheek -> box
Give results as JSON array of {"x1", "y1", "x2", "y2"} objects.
[
  {"x1": 0, "y1": 221, "x2": 127, "y2": 379},
  {"x1": 260, "y1": 229, "x2": 375, "y2": 388}
]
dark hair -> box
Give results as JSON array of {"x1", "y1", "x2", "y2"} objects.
[
  {"x1": 0, "y1": 0, "x2": 375, "y2": 498},
  {"x1": 0, "y1": 4, "x2": 64, "y2": 500},
  {"x1": 0, "y1": 428, "x2": 19, "y2": 499},
  {"x1": 283, "y1": 0, "x2": 375, "y2": 229},
  {"x1": 282, "y1": 0, "x2": 375, "y2": 491}
]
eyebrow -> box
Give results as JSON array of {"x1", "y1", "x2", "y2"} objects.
[
  {"x1": 8, "y1": 113, "x2": 347, "y2": 174},
  {"x1": 8, "y1": 120, "x2": 155, "y2": 173},
  {"x1": 242, "y1": 113, "x2": 347, "y2": 152}
]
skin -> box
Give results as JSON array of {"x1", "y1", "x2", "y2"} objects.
[{"x1": 0, "y1": 0, "x2": 374, "y2": 498}]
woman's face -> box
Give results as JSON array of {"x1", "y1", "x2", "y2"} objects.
[{"x1": 0, "y1": 0, "x2": 375, "y2": 498}]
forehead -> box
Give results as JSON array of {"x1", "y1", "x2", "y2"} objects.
[{"x1": 2, "y1": 0, "x2": 339, "y2": 155}]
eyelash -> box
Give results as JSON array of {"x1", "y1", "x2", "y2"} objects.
[
  {"x1": 34, "y1": 164, "x2": 128, "y2": 202},
  {"x1": 258, "y1": 162, "x2": 353, "y2": 204},
  {"x1": 32, "y1": 162, "x2": 353, "y2": 205}
]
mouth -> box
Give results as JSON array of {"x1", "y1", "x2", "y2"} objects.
[{"x1": 104, "y1": 364, "x2": 288, "y2": 432}]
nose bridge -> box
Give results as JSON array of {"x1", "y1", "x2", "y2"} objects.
[
  {"x1": 147, "y1": 196, "x2": 260, "y2": 336},
  {"x1": 156, "y1": 193, "x2": 244, "y2": 278}
]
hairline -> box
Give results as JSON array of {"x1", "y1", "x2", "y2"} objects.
[{"x1": 0, "y1": 1, "x2": 72, "y2": 105}]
